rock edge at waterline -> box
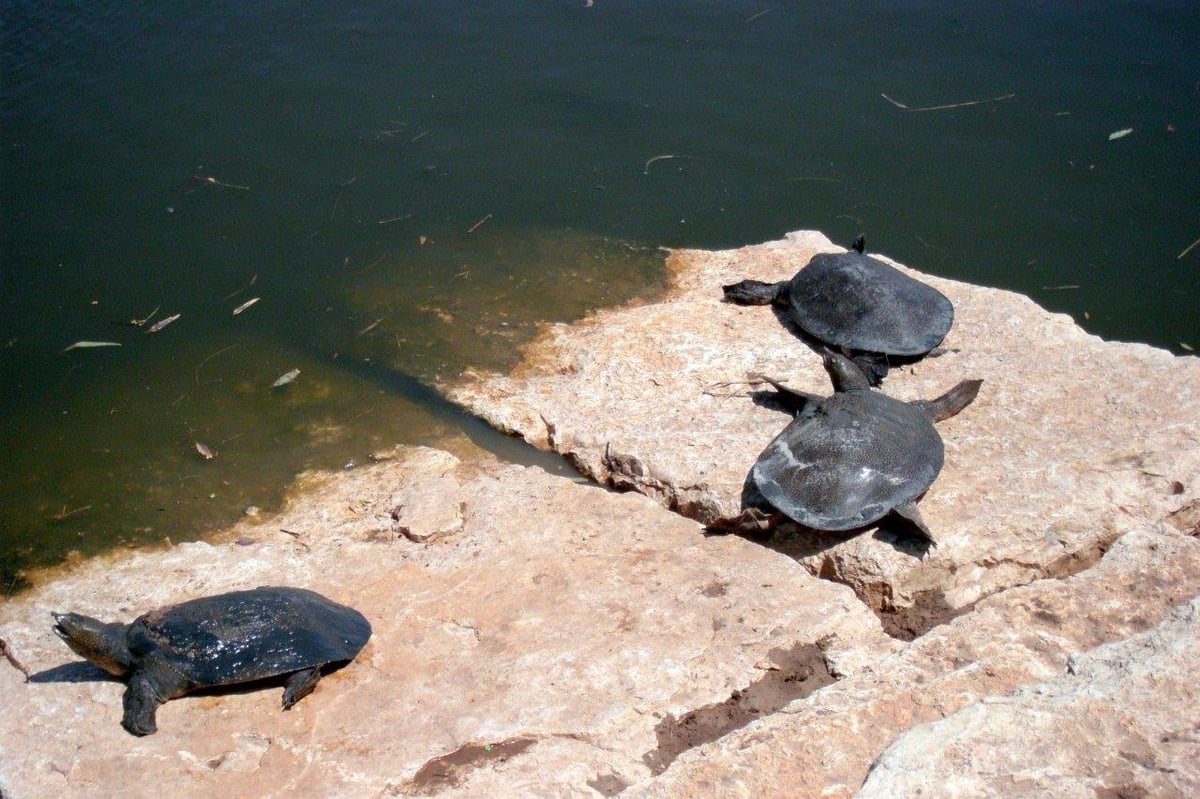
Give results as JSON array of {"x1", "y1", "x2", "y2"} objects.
[
  {"x1": 2, "y1": 230, "x2": 1197, "y2": 797},
  {"x1": 448, "y1": 230, "x2": 1200, "y2": 636}
]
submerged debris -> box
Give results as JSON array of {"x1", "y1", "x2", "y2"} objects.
[{"x1": 272, "y1": 368, "x2": 301, "y2": 388}]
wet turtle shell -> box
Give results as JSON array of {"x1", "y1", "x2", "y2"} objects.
[
  {"x1": 744, "y1": 352, "x2": 981, "y2": 547},
  {"x1": 53, "y1": 586, "x2": 371, "y2": 735},
  {"x1": 723, "y1": 237, "x2": 954, "y2": 382}
]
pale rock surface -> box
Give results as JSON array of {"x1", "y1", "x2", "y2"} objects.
[
  {"x1": 627, "y1": 526, "x2": 1200, "y2": 798},
  {"x1": 856, "y1": 595, "x2": 1200, "y2": 799},
  {"x1": 3, "y1": 231, "x2": 1198, "y2": 798},
  {"x1": 0, "y1": 445, "x2": 886, "y2": 799},
  {"x1": 447, "y1": 230, "x2": 1200, "y2": 633}
]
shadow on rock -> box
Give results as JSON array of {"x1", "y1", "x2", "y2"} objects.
[
  {"x1": 29, "y1": 661, "x2": 118, "y2": 684},
  {"x1": 704, "y1": 469, "x2": 936, "y2": 561}
]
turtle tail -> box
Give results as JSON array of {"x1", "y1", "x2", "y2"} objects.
[{"x1": 924, "y1": 379, "x2": 983, "y2": 422}]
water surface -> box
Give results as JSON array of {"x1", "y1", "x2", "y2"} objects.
[{"x1": 3, "y1": 1, "x2": 1198, "y2": 591}]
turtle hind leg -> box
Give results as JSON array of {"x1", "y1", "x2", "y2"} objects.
[
  {"x1": 282, "y1": 666, "x2": 322, "y2": 710},
  {"x1": 722, "y1": 279, "x2": 787, "y2": 305},
  {"x1": 892, "y1": 503, "x2": 938, "y2": 551}
]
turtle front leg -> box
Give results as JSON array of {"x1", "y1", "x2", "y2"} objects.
[
  {"x1": 122, "y1": 672, "x2": 166, "y2": 736},
  {"x1": 282, "y1": 666, "x2": 322, "y2": 710}
]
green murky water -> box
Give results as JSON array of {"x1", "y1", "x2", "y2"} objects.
[{"x1": 2, "y1": 1, "x2": 1198, "y2": 591}]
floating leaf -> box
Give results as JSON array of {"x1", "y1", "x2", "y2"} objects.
[
  {"x1": 1108, "y1": 127, "x2": 1133, "y2": 140},
  {"x1": 146, "y1": 313, "x2": 181, "y2": 333},
  {"x1": 272, "y1": 368, "x2": 301, "y2": 388},
  {"x1": 232, "y1": 297, "x2": 260, "y2": 315},
  {"x1": 63, "y1": 341, "x2": 121, "y2": 351}
]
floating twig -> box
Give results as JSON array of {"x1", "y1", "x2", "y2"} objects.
[
  {"x1": 194, "y1": 343, "x2": 239, "y2": 386},
  {"x1": 331, "y1": 176, "x2": 357, "y2": 223},
  {"x1": 467, "y1": 213, "x2": 493, "y2": 233},
  {"x1": 63, "y1": 341, "x2": 121, "y2": 352},
  {"x1": 356, "y1": 311, "x2": 392, "y2": 338},
  {"x1": 643, "y1": 153, "x2": 705, "y2": 174},
  {"x1": 50, "y1": 504, "x2": 92, "y2": 521},
  {"x1": 0, "y1": 638, "x2": 31, "y2": 682},
  {"x1": 359, "y1": 249, "x2": 391, "y2": 273},
  {"x1": 880, "y1": 92, "x2": 1015, "y2": 112},
  {"x1": 377, "y1": 214, "x2": 413, "y2": 225},
  {"x1": 194, "y1": 175, "x2": 250, "y2": 190},
  {"x1": 219, "y1": 274, "x2": 259, "y2": 303},
  {"x1": 1178, "y1": 236, "x2": 1200, "y2": 260},
  {"x1": 129, "y1": 305, "x2": 161, "y2": 327}
]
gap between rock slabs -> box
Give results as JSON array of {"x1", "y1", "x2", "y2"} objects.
[
  {"x1": 641, "y1": 641, "x2": 838, "y2": 776},
  {"x1": 805, "y1": 525, "x2": 1123, "y2": 641},
  {"x1": 384, "y1": 642, "x2": 837, "y2": 796}
]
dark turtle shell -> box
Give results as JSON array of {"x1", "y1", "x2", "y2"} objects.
[
  {"x1": 787, "y1": 250, "x2": 953, "y2": 356},
  {"x1": 753, "y1": 386, "x2": 943, "y2": 530},
  {"x1": 127, "y1": 586, "x2": 371, "y2": 687}
]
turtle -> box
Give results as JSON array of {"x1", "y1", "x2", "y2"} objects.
[
  {"x1": 740, "y1": 351, "x2": 981, "y2": 548},
  {"x1": 52, "y1": 585, "x2": 372, "y2": 736},
  {"x1": 722, "y1": 236, "x2": 954, "y2": 384}
]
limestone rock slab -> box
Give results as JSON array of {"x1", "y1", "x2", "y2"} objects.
[
  {"x1": 447, "y1": 231, "x2": 1200, "y2": 626},
  {"x1": 0, "y1": 446, "x2": 885, "y2": 799},
  {"x1": 626, "y1": 526, "x2": 1200, "y2": 798},
  {"x1": 858, "y1": 595, "x2": 1200, "y2": 798}
]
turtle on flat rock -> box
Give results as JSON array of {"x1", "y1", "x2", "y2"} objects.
[
  {"x1": 723, "y1": 236, "x2": 954, "y2": 384},
  {"x1": 741, "y1": 352, "x2": 981, "y2": 548},
  {"x1": 52, "y1": 585, "x2": 371, "y2": 736}
]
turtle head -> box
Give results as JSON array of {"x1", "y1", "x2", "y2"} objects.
[
  {"x1": 822, "y1": 350, "x2": 872, "y2": 392},
  {"x1": 52, "y1": 612, "x2": 133, "y2": 676}
]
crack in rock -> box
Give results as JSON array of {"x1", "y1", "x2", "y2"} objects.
[
  {"x1": 640, "y1": 642, "x2": 837, "y2": 776},
  {"x1": 602, "y1": 445, "x2": 722, "y2": 525},
  {"x1": 805, "y1": 526, "x2": 1125, "y2": 642}
]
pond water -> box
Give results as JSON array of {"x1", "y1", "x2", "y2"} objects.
[{"x1": 2, "y1": 1, "x2": 1198, "y2": 591}]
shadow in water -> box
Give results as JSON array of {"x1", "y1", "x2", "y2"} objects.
[{"x1": 326, "y1": 356, "x2": 577, "y2": 479}]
